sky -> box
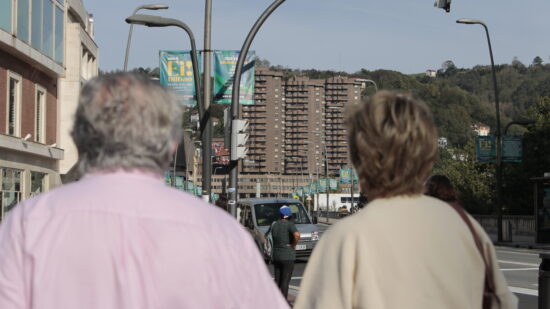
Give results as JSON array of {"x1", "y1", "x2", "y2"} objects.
[{"x1": 83, "y1": 0, "x2": 550, "y2": 74}]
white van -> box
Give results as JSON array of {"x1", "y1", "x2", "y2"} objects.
[{"x1": 237, "y1": 198, "x2": 320, "y2": 260}]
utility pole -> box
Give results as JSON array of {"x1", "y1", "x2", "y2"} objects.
[
  {"x1": 350, "y1": 168, "x2": 354, "y2": 211},
  {"x1": 201, "y1": 0, "x2": 213, "y2": 202},
  {"x1": 228, "y1": 0, "x2": 287, "y2": 217},
  {"x1": 325, "y1": 148, "x2": 329, "y2": 223}
]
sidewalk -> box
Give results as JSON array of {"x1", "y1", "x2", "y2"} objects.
[
  {"x1": 488, "y1": 233, "x2": 550, "y2": 251},
  {"x1": 316, "y1": 216, "x2": 340, "y2": 225},
  {"x1": 318, "y1": 217, "x2": 550, "y2": 251}
]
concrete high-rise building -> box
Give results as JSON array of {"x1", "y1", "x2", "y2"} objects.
[
  {"x1": 324, "y1": 76, "x2": 361, "y2": 176},
  {"x1": 283, "y1": 76, "x2": 325, "y2": 180},
  {"x1": 241, "y1": 68, "x2": 284, "y2": 174},
  {"x1": 218, "y1": 68, "x2": 361, "y2": 199}
]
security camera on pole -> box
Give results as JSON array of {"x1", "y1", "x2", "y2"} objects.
[{"x1": 434, "y1": 0, "x2": 451, "y2": 12}]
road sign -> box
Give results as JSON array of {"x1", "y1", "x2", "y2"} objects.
[
  {"x1": 475, "y1": 136, "x2": 496, "y2": 162},
  {"x1": 502, "y1": 135, "x2": 523, "y2": 162}
]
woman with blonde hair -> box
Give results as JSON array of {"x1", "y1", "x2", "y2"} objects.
[{"x1": 295, "y1": 91, "x2": 517, "y2": 309}]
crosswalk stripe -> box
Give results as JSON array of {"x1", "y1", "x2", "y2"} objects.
[
  {"x1": 509, "y1": 286, "x2": 538, "y2": 296},
  {"x1": 498, "y1": 260, "x2": 539, "y2": 267},
  {"x1": 501, "y1": 268, "x2": 538, "y2": 271}
]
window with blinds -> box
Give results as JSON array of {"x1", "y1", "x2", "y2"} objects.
[
  {"x1": 35, "y1": 87, "x2": 46, "y2": 143},
  {"x1": 7, "y1": 75, "x2": 21, "y2": 136}
]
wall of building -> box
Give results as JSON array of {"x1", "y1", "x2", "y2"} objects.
[
  {"x1": 0, "y1": 50, "x2": 58, "y2": 144},
  {"x1": 0, "y1": 0, "x2": 98, "y2": 219},
  {"x1": 58, "y1": 3, "x2": 98, "y2": 175}
]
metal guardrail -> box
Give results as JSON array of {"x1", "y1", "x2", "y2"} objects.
[{"x1": 472, "y1": 215, "x2": 535, "y2": 236}]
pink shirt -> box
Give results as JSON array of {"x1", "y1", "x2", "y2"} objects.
[{"x1": 0, "y1": 171, "x2": 288, "y2": 309}]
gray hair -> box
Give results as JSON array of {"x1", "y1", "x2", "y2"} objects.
[{"x1": 71, "y1": 72, "x2": 183, "y2": 175}]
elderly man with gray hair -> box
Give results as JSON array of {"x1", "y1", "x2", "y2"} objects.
[{"x1": 0, "y1": 73, "x2": 288, "y2": 309}]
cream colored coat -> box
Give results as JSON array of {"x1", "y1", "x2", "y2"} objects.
[{"x1": 295, "y1": 195, "x2": 518, "y2": 309}]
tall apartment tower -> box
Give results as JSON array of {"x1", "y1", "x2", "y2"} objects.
[
  {"x1": 241, "y1": 68, "x2": 284, "y2": 174},
  {"x1": 324, "y1": 76, "x2": 361, "y2": 176},
  {"x1": 283, "y1": 76, "x2": 325, "y2": 179}
]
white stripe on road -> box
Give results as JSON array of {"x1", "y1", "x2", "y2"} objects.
[
  {"x1": 496, "y1": 249, "x2": 540, "y2": 256},
  {"x1": 509, "y1": 287, "x2": 538, "y2": 296},
  {"x1": 501, "y1": 268, "x2": 539, "y2": 271},
  {"x1": 498, "y1": 260, "x2": 539, "y2": 267}
]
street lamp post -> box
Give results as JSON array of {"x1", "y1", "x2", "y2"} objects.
[
  {"x1": 228, "y1": 0, "x2": 287, "y2": 217},
  {"x1": 202, "y1": 0, "x2": 213, "y2": 203},
  {"x1": 123, "y1": 4, "x2": 169, "y2": 72},
  {"x1": 355, "y1": 78, "x2": 378, "y2": 92},
  {"x1": 125, "y1": 14, "x2": 213, "y2": 202},
  {"x1": 504, "y1": 120, "x2": 536, "y2": 135},
  {"x1": 457, "y1": 18, "x2": 504, "y2": 241},
  {"x1": 294, "y1": 153, "x2": 307, "y2": 209}
]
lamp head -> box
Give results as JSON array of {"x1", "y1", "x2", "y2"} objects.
[
  {"x1": 456, "y1": 18, "x2": 482, "y2": 25},
  {"x1": 126, "y1": 14, "x2": 165, "y2": 27},
  {"x1": 516, "y1": 119, "x2": 536, "y2": 125},
  {"x1": 125, "y1": 14, "x2": 186, "y2": 30},
  {"x1": 142, "y1": 4, "x2": 169, "y2": 10}
]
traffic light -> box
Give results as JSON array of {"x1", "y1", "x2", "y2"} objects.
[
  {"x1": 231, "y1": 119, "x2": 249, "y2": 160},
  {"x1": 434, "y1": 0, "x2": 451, "y2": 12}
]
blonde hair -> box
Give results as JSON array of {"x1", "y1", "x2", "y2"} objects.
[{"x1": 347, "y1": 91, "x2": 438, "y2": 198}]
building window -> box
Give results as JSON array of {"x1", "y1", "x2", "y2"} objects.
[
  {"x1": 17, "y1": 0, "x2": 30, "y2": 42},
  {"x1": 30, "y1": 171, "x2": 47, "y2": 197},
  {"x1": 54, "y1": 5, "x2": 63, "y2": 63},
  {"x1": 31, "y1": 0, "x2": 42, "y2": 50},
  {"x1": 35, "y1": 85, "x2": 46, "y2": 143},
  {"x1": 7, "y1": 72, "x2": 22, "y2": 137},
  {"x1": 0, "y1": 0, "x2": 12, "y2": 32},
  {"x1": 42, "y1": 0, "x2": 53, "y2": 58},
  {"x1": 1, "y1": 167, "x2": 22, "y2": 219}
]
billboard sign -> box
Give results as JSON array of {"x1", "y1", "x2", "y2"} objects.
[
  {"x1": 160, "y1": 50, "x2": 201, "y2": 106},
  {"x1": 213, "y1": 50, "x2": 255, "y2": 105},
  {"x1": 475, "y1": 136, "x2": 496, "y2": 163},
  {"x1": 502, "y1": 135, "x2": 523, "y2": 162},
  {"x1": 340, "y1": 168, "x2": 351, "y2": 184}
]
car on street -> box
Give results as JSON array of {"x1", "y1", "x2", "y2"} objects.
[{"x1": 237, "y1": 198, "x2": 320, "y2": 261}]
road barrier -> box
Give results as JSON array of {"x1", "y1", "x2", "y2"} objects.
[{"x1": 473, "y1": 215, "x2": 535, "y2": 236}]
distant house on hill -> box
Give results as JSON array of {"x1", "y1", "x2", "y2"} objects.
[
  {"x1": 426, "y1": 69, "x2": 437, "y2": 78},
  {"x1": 472, "y1": 123, "x2": 490, "y2": 136}
]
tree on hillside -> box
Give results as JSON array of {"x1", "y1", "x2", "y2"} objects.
[
  {"x1": 533, "y1": 56, "x2": 543, "y2": 66},
  {"x1": 254, "y1": 57, "x2": 270, "y2": 68},
  {"x1": 438, "y1": 60, "x2": 458, "y2": 77},
  {"x1": 433, "y1": 143, "x2": 494, "y2": 214},
  {"x1": 512, "y1": 57, "x2": 526, "y2": 72},
  {"x1": 501, "y1": 96, "x2": 550, "y2": 215}
]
